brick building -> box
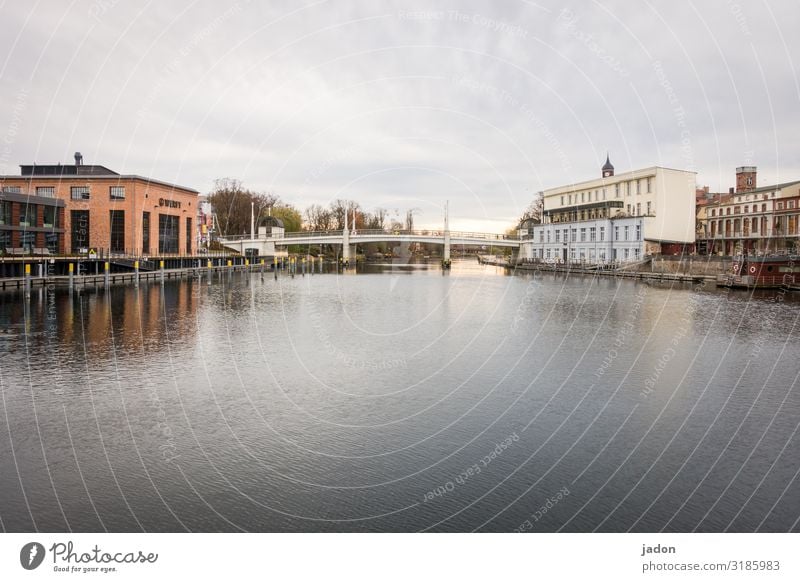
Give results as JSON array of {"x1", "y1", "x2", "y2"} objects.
[
  {"x1": 0, "y1": 153, "x2": 199, "y2": 256},
  {"x1": 0, "y1": 188, "x2": 66, "y2": 254},
  {"x1": 696, "y1": 167, "x2": 800, "y2": 255}
]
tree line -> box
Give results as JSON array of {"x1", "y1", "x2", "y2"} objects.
[{"x1": 208, "y1": 178, "x2": 422, "y2": 236}]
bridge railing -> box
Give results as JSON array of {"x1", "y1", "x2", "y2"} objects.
[{"x1": 220, "y1": 229, "x2": 519, "y2": 241}]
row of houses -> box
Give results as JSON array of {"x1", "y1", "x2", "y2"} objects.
[{"x1": 518, "y1": 157, "x2": 800, "y2": 264}]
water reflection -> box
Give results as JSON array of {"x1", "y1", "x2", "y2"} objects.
[{"x1": 0, "y1": 261, "x2": 798, "y2": 532}]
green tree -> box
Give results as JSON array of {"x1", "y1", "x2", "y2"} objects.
[{"x1": 271, "y1": 204, "x2": 302, "y2": 232}]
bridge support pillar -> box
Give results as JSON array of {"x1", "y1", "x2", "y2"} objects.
[
  {"x1": 442, "y1": 200, "x2": 451, "y2": 269},
  {"x1": 342, "y1": 243, "x2": 356, "y2": 266}
]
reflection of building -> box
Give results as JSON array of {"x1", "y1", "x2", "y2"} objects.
[
  {"x1": 696, "y1": 167, "x2": 800, "y2": 256},
  {"x1": 520, "y1": 156, "x2": 696, "y2": 263},
  {"x1": 0, "y1": 188, "x2": 66, "y2": 253},
  {"x1": 0, "y1": 153, "x2": 199, "y2": 255}
]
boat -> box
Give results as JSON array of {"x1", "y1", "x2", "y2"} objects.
[{"x1": 716, "y1": 254, "x2": 800, "y2": 289}]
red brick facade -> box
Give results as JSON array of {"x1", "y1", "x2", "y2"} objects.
[{"x1": 0, "y1": 175, "x2": 198, "y2": 256}]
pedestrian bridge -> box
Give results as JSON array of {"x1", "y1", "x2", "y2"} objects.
[{"x1": 218, "y1": 228, "x2": 520, "y2": 262}]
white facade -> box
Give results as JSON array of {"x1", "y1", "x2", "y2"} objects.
[
  {"x1": 519, "y1": 161, "x2": 696, "y2": 264},
  {"x1": 543, "y1": 165, "x2": 697, "y2": 245},
  {"x1": 520, "y1": 216, "x2": 645, "y2": 264}
]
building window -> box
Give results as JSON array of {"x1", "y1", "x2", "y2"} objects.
[
  {"x1": 110, "y1": 210, "x2": 125, "y2": 253},
  {"x1": 570, "y1": 248, "x2": 575, "y2": 260},
  {"x1": 636, "y1": 203, "x2": 641, "y2": 216},
  {"x1": 563, "y1": 229, "x2": 568, "y2": 242},
  {"x1": 615, "y1": 184, "x2": 620, "y2": 198},
  {"x1": 634, "y1": 248, "x2": 640, "y2": 259},
  {"x1": 71, "y1": 186, "x2": 90, "y2": 200},
  {"x1": 539, "y1": 230, "x2": 544, "y2": 243},
  {"x1": 0, "y1": 230, "x2": 11, "y2": 252},
  {"x1": 20, "y1": 204, "x2": 37, "y2": 227},
  {"x1": 546, "y1": 248, "x2": 551, "y2": 259},
  {"x1": 647, "y1": 201, "x2": 652, "y2": 215},
  {"x1": 635, "y1": 224, "x2": 641, "y2": 240},
  {"x1": 599, "y1": 226, "x2": 605, "y2": 241},
  {"x1": 789, "y1": 200, "x2": 796, "y2": 209},
  {"x1": 110, "y1": 186, "x2": 125, "y2": 200},
  {"x1": 615, "y1": 226, "x2": 619, "y2": 241},
  {"x1": 580, "y1": 228, "x2": 586, "y2": 242},
  {"x1": 71, "y1": 210, "x2": 90, "y2": 252},
  {"x1": 624, "y1": 248, "x2": 630, "y2": 259},
  {"x1": 20, "y1": 231, "x2": 35, "y2": 251},
  {"x1": 726, "y1": 208, "x2": 731, "y2": 215},
  {"x1": 636, "y1": 180, "x2": 641, "y2": 195},
  {"x1": 36, "y1": 186, "x2": 55, "y2": 198},
  {"x1": 43, "y1": 206, "x2": 58, "y2": 228},
  {"x1": 744, "y1": 205, "x2": 749, "y2": 213},
  {"x1": 627, "y1": 204, "x2": 631, "y2": 214},
  {"x1": 158, "y1": 214, "x2": 179, "y2": 254},
  {"x1": 624, "y1": 225, "x2": 630, "y2": 241},
  {"x1": 546, "y1": 230, "x2": 550, "y2": 243},
  {"x1": 0, "y1": 201, "x2": 10, "y2": 225},
  {"x1": 647, "y1": 177, "x2": 652, "y2": 193},
  {"x1": 590, "y1": 227, "x2": 596, "y2": 241},
  {"x1": 602, "y1": 188, "x2": 606, "y2": 200},
  {"x1": 711, "y1": 209, "x2": 716, "y2": 217},
  {"x1": 555, "y1": 229, "x2": 560, "y2": 243},
  {"x1": 142, "y1": 212, "x2": 151, "y2": 254},
  {"x1": 561, "y1": 195, "x2": 564, "y2": 206},
  {"x1": 5, "y1": 186, "x2": 21, "y2": 193},
  {"x1": 626, "y1": 182, "x2": 631, "y2": 196},
  {"x1": 777, "y1": 202, "x2": 784, "y2": 210},
  {"x1": 762, "y1": 203, "x2": 766, "y2": 212},
  {"x1": 571, "y1": 228, "x2": 576, "y2": 242},
  {"x1": 186, "y1": 217, "x2": 192, "y2": 254}
]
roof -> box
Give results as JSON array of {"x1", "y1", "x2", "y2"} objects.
[
  {"x1": 0, "y1": 172, "x2": 199, "y2": 194},
  {"x1": 602, "y1": 154, "x2": 614, "y2": 172},
  {"x1": 261, "y1": 216, "x2": 284, "y2": 228},
  {"x1": 20, "y1": 164, "x2": 118, "y2": 176},
  {"x1": 738, "y1": 180, "x2": 800, "y2": 195},
  {"x1": 0, "y1": 189, "x2": 65, "y2": 206}
]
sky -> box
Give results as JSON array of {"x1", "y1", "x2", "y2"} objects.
[{"x1": 1, "y1": 0, "x2": 799, "y2": 232}]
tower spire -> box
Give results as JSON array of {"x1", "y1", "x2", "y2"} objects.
[{"x1": 602, "y1": 153, "x2": 614, "y2": 177}]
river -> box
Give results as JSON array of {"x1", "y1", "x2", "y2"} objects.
[{"x1": 0, "y1": 260, "x2": 798, "y2": 532}]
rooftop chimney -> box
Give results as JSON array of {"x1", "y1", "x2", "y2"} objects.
[{"x1": 74, "y1": 152, "x2": 83, "y2": 166}]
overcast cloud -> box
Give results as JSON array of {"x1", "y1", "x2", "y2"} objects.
[{"x1": 1, "y1": 0, "x2": 799, "y2": 231}]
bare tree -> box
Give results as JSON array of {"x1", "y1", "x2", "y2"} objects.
[
  {"x1": 373, "y1": 207, "x2": 388, "y2": 230},
  {"x1": 304, "y1": 204, "x2": 333, "y2": 231},
  {"x1": 521, "y1": 191, "x2": 544, "y2": 223},
  {"x1": 329, "y1": 199, "x2": 361, "y2": 230},
  {"x1": 253, "y1": 191, "x2": 280, "y2": 222}
]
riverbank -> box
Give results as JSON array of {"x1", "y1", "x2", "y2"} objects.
[{"x1": 478, "y1": 255, "x2": 714, "y2": 284}]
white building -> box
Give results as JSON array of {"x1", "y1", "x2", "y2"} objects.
[{"x1": 520, "y1": 156, "x2": 697, "y2": 264}]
